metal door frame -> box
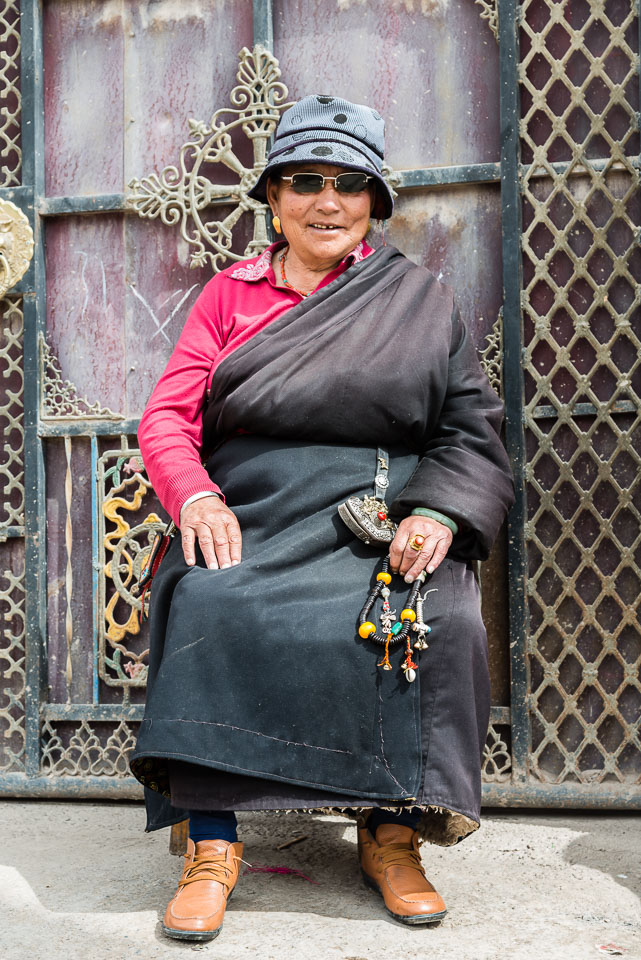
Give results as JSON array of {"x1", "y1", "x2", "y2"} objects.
[{"x1": 1, "y1": 0, "x2": 639, "y2": 806}]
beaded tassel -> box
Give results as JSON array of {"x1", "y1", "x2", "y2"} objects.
[
  {"x1": 357, "y1": 557, "x2": 433, "y2": 683},
  {"x1": 377, "y1": 576, "x2": 395, "y2": 670},
  {"x1": 377, "y1": 635, "x2": 392, "y2": 671}
]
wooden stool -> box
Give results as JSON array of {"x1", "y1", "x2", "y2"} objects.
[{"x1": 169, "y1": 818, "x2": 189, "y2": 855}]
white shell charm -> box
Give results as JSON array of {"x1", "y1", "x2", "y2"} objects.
[{"x1": 404, "y1": 667, "x2": 416, "y2": 683}]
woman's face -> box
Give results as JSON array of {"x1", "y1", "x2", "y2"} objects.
[{"x1": 266, "y1": 163, "x2": 375, "y2": 268}]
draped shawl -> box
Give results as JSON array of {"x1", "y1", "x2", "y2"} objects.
[
  {"x1": 202, "y1": 244, "x2": 512, "y2": 558},
  {"x1": 130, "y1": 245, "x2": 514, "y2": 844}
]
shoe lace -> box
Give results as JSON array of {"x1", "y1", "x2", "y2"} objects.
[
  {"x1": 377, "y1": 843, "x2": 426, "y2": 875},
  {"x1": 178, "y1": 853, "x2": 237, "y2": 890}
]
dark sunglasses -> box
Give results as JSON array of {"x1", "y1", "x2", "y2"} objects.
[{"x1": 280, "y1": 172, "x2": 373, "y2": 195}]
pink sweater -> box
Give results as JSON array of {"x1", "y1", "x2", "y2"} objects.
[{"x1": 138, "y1": 240, "x2": 374, "y2": 524}]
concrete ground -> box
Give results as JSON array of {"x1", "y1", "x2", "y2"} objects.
[{"x1": 1, "y1": 802, "x2": 639, "y2": 960}]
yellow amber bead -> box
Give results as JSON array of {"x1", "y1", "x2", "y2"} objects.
[
  {"x1": 401, "y1": 608, "x2": 417, "y2": 622},
  {"x1": 358, "y1": 621, "x2": 377, "y2": 638},
  {"x1": 376, "y1": 572, "x2": 392, "y2": 584}
]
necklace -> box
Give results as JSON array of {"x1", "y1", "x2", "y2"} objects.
[
  {"x1": 279, "y1": 247, "x2": 312, "y2": 298},
  {"x1": 357, "y1": 555, "x2": 436, "y2": 682}
]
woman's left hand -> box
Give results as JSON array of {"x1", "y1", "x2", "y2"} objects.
[{"x1": 389, "y1": 516, "x2": 453, "y2": 582}]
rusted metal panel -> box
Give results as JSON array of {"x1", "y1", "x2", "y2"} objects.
[
  {"x1": 45, "y1": 437, "x2": 94, "y2": 705},
  {"x1": 122, "y1": 0, "x2": 254, "y2": 185},
  {"x1": 122, "y1": 212, "x2": 226, "y2": 415},
  {"x1": 43, "y1": 1, "x2": 125, "y2": 196},
  {"x1": 274, "y1": 0, "x2": 500, "y2": 169},
  {"x1": 43, "y1": 206, "x2": 249, "y2": 418},
  {"x1": 483, "y1": 529, "x2": 511, "y2": 707},
  {"x1": 44, "y1": 214, "x2": 128, "y2": 414},
  {"x1": 43, "y1": 0, "x2": 254, "y2": 197},
  {"x1": 385, "y1": 184, "x2": 503, "y2": 344}
]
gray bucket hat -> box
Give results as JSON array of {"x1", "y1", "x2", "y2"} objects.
[{"x1": 248, "y1": 94, "x2": 394, "y2": 220}]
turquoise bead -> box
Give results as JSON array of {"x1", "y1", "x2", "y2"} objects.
[{"x1": 390, "y1": 622, "x2": 403, "y2": 635}]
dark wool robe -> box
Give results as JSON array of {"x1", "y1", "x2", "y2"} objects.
[{"x1": 130, "y1": 245, "x2": 514, "y2": 846}]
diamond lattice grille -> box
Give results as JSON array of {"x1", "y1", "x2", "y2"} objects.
[
  {"x1": 0, "y1": 297, "x2": 24, "y2": 773},
  {"x1": 0, "y1": 541, "x2": 25, "y2": 772},
  {"x1": 0, "y1": 0, "x2": 21, "y2": 187},
  {"x1": 0, "y1": 296, "x2": 24, "y2": 526},
  {"x1": 519, "y1": 0, "x2": 640, "y2": 784}
]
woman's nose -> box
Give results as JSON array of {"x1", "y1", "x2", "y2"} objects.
[{"x1": 314, "y1": 185, "x2": 341, "y2": 210}]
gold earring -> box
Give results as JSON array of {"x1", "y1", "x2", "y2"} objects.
[{"x1": 272, "y1": 215, "x2": 282, "y2": 234}]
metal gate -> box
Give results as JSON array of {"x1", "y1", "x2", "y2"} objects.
[{"x1": 0, "y1": 0, "x2": 639, "y2": 805}]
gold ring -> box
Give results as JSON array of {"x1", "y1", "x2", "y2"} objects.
[{"x1": 408, "y1": 534, "x2": 425, "y2": 552}]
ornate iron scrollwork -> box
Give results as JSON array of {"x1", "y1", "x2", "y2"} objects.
[
  {"x1": 127, "y1": 45, "x2": 292, "y2": 273},
  {"x1": 41, "y1": 719, "x2": 137, "y2": 777},
  {"x1": 482, "y1": 724, "x2": 512, "y2": 782},
  {"x1": 39, "y1": 334, "x2": 125, "y2": 421},
  {"x1": 0, "y1": 200, "x2": 33, "y2": 298},
  {"x1": 478, "y1": 311, "x2": 503, "y2": 397},
  {"x1": 474, "y1": 0, "x2": 498, "y2": 40}
]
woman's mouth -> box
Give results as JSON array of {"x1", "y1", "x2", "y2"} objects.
[{"x1": 309, "y1": 223, "x2": 342, "y2": 231}]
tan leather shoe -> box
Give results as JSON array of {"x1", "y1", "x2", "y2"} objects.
[
  {"x1": 162, "y1": 838, "x2": 244, "y2": 941},
  {"x1": 358, "y1": 822, "x2": 447, "y2": 925}
]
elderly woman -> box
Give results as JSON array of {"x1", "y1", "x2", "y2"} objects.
[{"x1": 131, "y1": 95, "x2": 514, "y2": 942}]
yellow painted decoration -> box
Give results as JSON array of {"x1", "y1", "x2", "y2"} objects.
[
  {"x1": 100, "y1": 466, "x2": 162, "y2": 688},
  {"x1": 376, "y1": 572, "x2": 392, "y2": 584},
  {"x1": 358, "y1": 621, "x2": 377, "y2": 638},
  {"x1": 401, "y1": 608, "x2": 417, "y2": 622}
]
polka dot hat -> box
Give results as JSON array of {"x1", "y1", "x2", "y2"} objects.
[{"x1": 248, "y1": 94, "x2": 394, "y2": 220}]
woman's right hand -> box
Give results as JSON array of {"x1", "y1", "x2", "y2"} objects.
[{"x1": 179, "y1": 497, "x2": 242, "y2": 570}]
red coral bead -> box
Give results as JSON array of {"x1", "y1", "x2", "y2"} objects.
[{"x1": 377, "y1": 511, "x2": 387, "y2": 521}]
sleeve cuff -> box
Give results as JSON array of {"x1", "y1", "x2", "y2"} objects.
[
  {"x1": 410, "y1": 507, "x2": 459, "y2": 535},
  {"x1": 162, "y1": 465, "x2": 225, "y2": 525}
]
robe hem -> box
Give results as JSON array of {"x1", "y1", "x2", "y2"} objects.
[
  {"x1": 134, "y1": 749, "x2": 479, "y2": 847},
  {"x1": 130, "y1": 746, "x2": 421, "y2": 803}
]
